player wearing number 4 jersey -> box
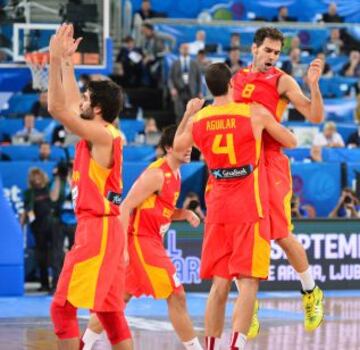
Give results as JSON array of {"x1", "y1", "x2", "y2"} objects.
[
  {"x1": 174, "y1": 63, "x2": 297, "y2": 350},
  {"x1": 81, "y1": 126, "x2": 204, "y2": 350},
  {"x1": 233, "y1": 27, "x2": 325, "y2": 336}
]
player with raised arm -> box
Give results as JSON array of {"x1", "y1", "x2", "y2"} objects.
[
  {"x1": 174, "y1": 62, "x2": 297, "y2": 350},
  {"x1": 81, "y1": 126, "x2": 203, "y2": 350},
  {"x1": 48, "y1": 23, "x2": 131, "y2": 350},
  {"x1": 232, "y1": 27, "x2": 325, "y2": 335}
]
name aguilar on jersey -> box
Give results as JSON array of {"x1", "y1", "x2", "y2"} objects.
[{"x1": 206, "y1": 118, "x2": 236, "y2": 131}]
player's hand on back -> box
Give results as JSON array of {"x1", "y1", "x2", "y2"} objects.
[
  {"x1": 185, "y1": 210, "x2": 201, "y2": 228},
  {"x1": 307, "y1": 58, "x2": 323, "y2": 86}
]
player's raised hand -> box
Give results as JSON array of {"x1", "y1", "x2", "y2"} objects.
[
  {"x1": 63, "y1": 23, "x2": 82, "y2": 58},
  {"x1": 185, "y1": 98, "x2": 205, "y2": 117},
  {"x1": 185, "y1": 210, "x2": 201, "y2": 228},
  {"x1": 49, "y1": 23, "x2": 68, "y2": 58},
  {"x1": 307, "y1": 58, "x2": 323, "y2": 86}
]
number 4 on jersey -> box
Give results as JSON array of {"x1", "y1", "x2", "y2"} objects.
[{"x1": 212, "y1": 133, "x2": 237, "y2": 165}]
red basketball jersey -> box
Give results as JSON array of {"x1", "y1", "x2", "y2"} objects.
[
  {"x1": 232, "y1": 66, "x2": 288, "y2": 152},
  {"x1": 192, "y1": 102, "x2": 268, "y2": 224},
  {"x1": 71, "y1": 124, "x2": 123, "y2": 218},
  {"x1": 129, "y1": 158, "x2": 181, "y2": 240}
]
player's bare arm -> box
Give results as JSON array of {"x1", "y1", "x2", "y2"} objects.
[
  {"x1": 120, "y1": 168, "x2": 164, "y2": 236},
  {"x1": 251, "y1": 104, "x2": 297, "y2": 148},
  {"x1": 48, "y1": 24, "x2": 112, "y2": 148},
  {"x1": 171, "y1": 208, "x2": 200, "y2": 227},
  {"x1": 278, "y1": 58, "x2": 324, "y2": 123},
  {"x1": 61, "y1": 24, "x2": 82, "y2": 115},
  {"x1": 174, "y1": 98, "x2": 204, "y2": 152}
]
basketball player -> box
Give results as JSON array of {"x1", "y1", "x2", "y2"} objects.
[
  {"x1": 232, "y1": 27, "x2": 324, "y2": 334},
  {"x1": 174, "y1": 62, "x2": 298, "y2": 350},
  {"x1": 48, "y1": 23, "x2": 131, "y2": 350},
  {"x1": 81, "y1": 126, "x2": 203, "y2": 350}
]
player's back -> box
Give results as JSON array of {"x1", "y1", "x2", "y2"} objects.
[
  {"x1": 129, "y1": 158, "x2": 181, "y2": 239},
  {"x1": 72, "y1": 124, "x2": 123, "y2": 218},
  {"x1": 232, "y1": 66, "x2": 288, "y2": 152},
  {"x1": 192, "y1": 102, "x2": 268, "y2": 224}
]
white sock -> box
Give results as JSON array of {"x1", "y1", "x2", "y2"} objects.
[
  {"x1": 183, "y1": 337, "x2": 203, "y2": 350},
  {"x1": 82, "y1": 329, "x2": 102, "y2": 350},
  {"x1": 93, "y1": 331, "x2": 112, "y2": 350},
  {"x1": 298, "y1": 267, "x2": 316, "y2": 292},
  {"x1": 230, "y1": 332, "x2": 246, "y2": 350}
]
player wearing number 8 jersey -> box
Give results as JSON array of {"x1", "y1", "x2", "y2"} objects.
[
  {"x1": 232, "y1": 27, "x2": 325, "y2": 334},
  {"x1": 174, "y1": 63, "x2": 297, "y2": 350}
]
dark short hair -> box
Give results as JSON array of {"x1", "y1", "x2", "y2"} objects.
[
  {"x1": 253, "y1": 27, "x2": 284, "y2": 47},
  {"x1": 142, "y1": 22, "x2": 154, "y2": 31},
  {"x1": 205, "y1": 63, "x2": 232, "y2": 97},
  {"x1": 123, "y1": 35, "x2": 134, "y2": 43},
  {"x1": 159, "y1": 125, "x2": 177, "y2": 153},
  {"x1": 87, "y1": 80, "x2": 123, "y2": 123}
]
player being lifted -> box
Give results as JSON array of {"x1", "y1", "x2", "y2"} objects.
[
  {"x1": 232, "y1": 27, "x2": 325, "y2": 336},
  {"x1": 48, "y1": 24, "x2": 131, "y2": 350},
  {"x1": 174, "y1": 62, "x2": 298, "y2": 350},
  {"x1": 82, "y1": 126, "x2": 204, "y2": 350}
]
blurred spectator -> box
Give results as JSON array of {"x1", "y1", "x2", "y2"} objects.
[
  {"x1": 341, "y1": 50, "x2": 360, "y2": 78},
  {"x1": 347, "y1": 125, "x2": 360, "y2": 148},
  {"x1": 321, "y1": 2, "x2": 343, "y2": 23},
  {"x1": 316, "y1": 52, "x2": 333, "y2": 77},
  {"x1": 51, "y1": 125, "x2": 67, "y2": 146},
  {"x1": 31, "y1": 91, "x2": 51, "y2": 118},
  {"x1": 144, "y1": 117, "x2": 161, "y2": 145},
  {"x1": 325, "y1": 28, "x2": 344, "y2": 56},
  {"x1": 21, "y1": 167, "x2": 54, "y2": 292},
  {"x1": 272, "y1": 6, "x2": 297, "y2": 22},
  {"x1": 225, "y1": 33, "x2": 241, "y2": 52},
  {"x1": 312, "y1": 122, "x2": 345, "y2": 148},
  {"x1": 188, "y1": 30, "x2": 206, "y2": 55},
  {"x1": 13, "y1": 113, "x2": 43, "y2": 144},
  {"x1": 281, "y1": 48, "x2": 306, "y2": 77},
  {"x1": 329, "y1": 188, "x2": 360, "y2": 218},
  {"x1": 224, "y1": 47, "x2": 244, "y2": 74},
  {"x1": 134, "y1": 0, "x2": 158, "y2": 21},
  {"x1": 38, "y1": 141, "x2": 52, "y2": 162},
  {"x1": 309, "y1": 145, "x2": 323, "y2": 162},
  {"x1": 113, "y1": 36, "x2": 143, "y2": 88},
  {"x1": 291, "y1": 194, "x2": 310, "y2": 218},
  {"x1": 196, "y1": 49, "x2": 211, "y2": 74},
  {"x1": 182, "y1": 192, "x2": 205, "y2": 221},
  {"x1": 168, "y1": 43, "x2": 202, "y2": 122},
  {"x1": 140, "y1": 23, "x2": 175, "y2": 87},
  {"x1": 50, "y1": 161, "x2": 76, "y2": 290},
  {"x1": 355, "y1": 94, "x2": 360, "y2": 123}
]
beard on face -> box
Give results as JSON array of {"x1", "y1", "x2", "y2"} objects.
[{"x1": 80, "y1": 107, "x2": 95, "y2": 120}]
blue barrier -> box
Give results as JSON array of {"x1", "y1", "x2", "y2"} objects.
[
  {"x1": 0, "y1": 175, "x2": 24, "y2": 296},
  {"x1": 0, "y1": 118, "x2": 53, "y2": 137},
  {"x1": 322, "y1": 148, "x2": 360, "y2": 163},
  {"x1": 291, "y1": 162, "x2": 341, "y2": 217},
  {"x1": 1, "y1": 145, "x2": 67, "y2": 162},
  {"x1": 284, "y1": 148, "x2": 311, "y2": 162},
  {"x1": 120, "y1": 119, "x2": 145, "y2": 143},
  {"x1": 0, "y1": 93, "x2": 39, "y2": 116}
]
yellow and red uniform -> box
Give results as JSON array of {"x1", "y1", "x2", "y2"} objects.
[
  {"x1": 192, "y1": 102, "x2": 270, "y2": 280},
  {"x1": 233, "y1": 66, "x2": 292, "y2": 239},
  {"x1": 125, "y1": 158, "x2": 183, "y2": 299},
  {"x1": 54, "y1": 124, "x2": 125, "y2": 312}
]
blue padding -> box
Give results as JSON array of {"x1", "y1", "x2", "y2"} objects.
[
  {"x1": 0, "y1": 70, "x2": 32, "y2": 92},
  {"x1": 1, "y1": 145, "x2": 67, "y2": 161},
  {"x1": 1, "y1": 93, "x2": 39, "y2": 115},
  {"x1": 284, "y1": 148, "x2": 311, "y2": 162},
  {"x1": 322, "y1": 148, "x2": 360, "y2": 163},
  {"x1": 120, "y1": 119, "x2": 145, "y2": 143},
  {"x1": 346, "y1": 163, "x2": 360, "y2": 188},
  {"x1": 291, "y1": 162, "x2": 341, "y2": 217},
  {"x1": 123, "y1": 145, "x2": 155, "y2": 161},
  {"x1": 122, "y1": 161, "x2": 149, "y2": 196},
  {"x1": 0, "y1": 175, "x2": 24, "y2": 296},
  {"x1": 0, "y1": 118, "x2": 53, "y2": 137},
  {"x1": 337, "y1": 125, "x2": 357, "y2": 144}
]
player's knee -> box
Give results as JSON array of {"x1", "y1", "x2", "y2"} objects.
[
  {"x1": 236, "y1": 277, "x2": 259, "y2": 293},
  {"x1": 211, "y1": 280, "x2": 231, "y2": 304},
  {"x1": 97, "y1": 311, "x2": 131, "y2": 345},
  {"x1": 168, "y1": 291, "x2": 187, "y2": 310},
  {"x1": 50, "y1": 301, "x2": 79, "y2": 339}
]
